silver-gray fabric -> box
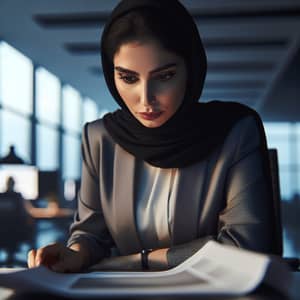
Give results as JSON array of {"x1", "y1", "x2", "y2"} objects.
[{"x1": 67, "y1": 115, "x2": 274, "y2": 266}]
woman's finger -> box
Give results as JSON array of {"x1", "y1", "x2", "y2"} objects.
[
  {"x1": 34, "y1": 247, "x2": 45, "y2": 266},
  {"x1": 27, "y1": 249, "x2": 36, "y2": 268}
]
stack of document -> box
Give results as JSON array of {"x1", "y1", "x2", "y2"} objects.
[{"x1": 0, "y1": 241, "x2": 293, "y2": 298}]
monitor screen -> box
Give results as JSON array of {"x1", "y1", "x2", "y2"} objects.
[{"x1": 0, "y1": 164, "x2": 38, "y2": 199}]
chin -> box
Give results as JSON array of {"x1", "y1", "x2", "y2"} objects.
[{"x1": 140, "y1": 119, "x2": 166, "y2": 128}]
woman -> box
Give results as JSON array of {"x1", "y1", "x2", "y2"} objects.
[{"x1": 28, "y1": 0, "x2": 276, "y2": 273}]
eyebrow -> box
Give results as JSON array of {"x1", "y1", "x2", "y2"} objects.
[{"x1": 114, "y1": 63, "x2": 177, "y2": 75}]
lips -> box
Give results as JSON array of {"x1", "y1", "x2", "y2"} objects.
[{"x1": 139, "y1": 111, "x2": 163, "y2": 120}]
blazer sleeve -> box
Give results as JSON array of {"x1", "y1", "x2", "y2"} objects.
[
  {"x1": 67, "y1": 122, "x2": 114, "y2": 266},
  {"x1": 167, "y1": 115, "x2": 275, "y2": 268}
]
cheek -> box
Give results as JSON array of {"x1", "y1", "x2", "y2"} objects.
[
  {"x1": 164, "y1": 82, "x2": 185, "y2": 110},
  {"x1": 115, "y1": 82, "x2": 139, "y2": 113},
  {"x1": 115, "y1": 81, "x2": 134, "y2": 102}
]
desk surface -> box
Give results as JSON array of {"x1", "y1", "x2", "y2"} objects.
[{"x1": 1, "y1": 273, "x2": 299, "y2": 300}]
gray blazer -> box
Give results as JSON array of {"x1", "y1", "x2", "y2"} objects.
[{"x1": 67, "y1": 115, "x2": 275, "y2": 267}]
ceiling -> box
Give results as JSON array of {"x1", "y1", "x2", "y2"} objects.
[{"x1": 0, "y1": 0, "x2": 300, "y2": 121}]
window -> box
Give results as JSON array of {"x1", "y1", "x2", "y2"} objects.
[
  {"x1": 83, "y1": 97, "x2": 98, "y2": 125},
  {"x1": 0, "y1": 42, "x2": 33, "y2": 115},
  {"x1": 62, "y1": 85, "x2": 81, "y2": 133},
  {"x1": 62, "y1": 133, "x2": 81, "y2": 180},
  {"x1": 278, "y1": 169, "x2": 292, "y2": 201},
  {"x1": 36, "y1": 67, "x2": 60, "y2": 125},
  {"x1": 99, "y1": 109, "x2": 109, "y2": 119},
  {"x1": 264, "y1": 122, "x2": 298, "y2": 201},
  {"x1": 62, "y1": 85, "x2": 82, "y2": 180},
  {"x1": 36, "y1": 124, "x2": 59, "y2": 170},
  {"x1": 267, "y1": 136, "x2": 291, "y2": 166},
  {"x1": 0, "y1": 110, "x2": 31, "y2": 162}
]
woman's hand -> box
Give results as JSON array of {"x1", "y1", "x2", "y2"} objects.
[{"x1": 27, "y1": 242, "x2": 89, "y2": 273}]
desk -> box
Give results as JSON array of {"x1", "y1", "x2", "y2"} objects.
[
  {"x1": 28, "y1": 205, "x2": 74, "y2": 219},
  {"x1": 1, "y1": 272, "x2": 299, "y2": 300}
]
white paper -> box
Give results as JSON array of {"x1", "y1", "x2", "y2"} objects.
[{"x1": 0, "y1": 241, "x2": 292, "y2": 298}]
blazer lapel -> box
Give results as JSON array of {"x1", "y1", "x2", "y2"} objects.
[
  {"x1": 111, "y1": 145, "x2": 142, "y2": 255},
  {"x1": 170, "y1": 161, "x2": 208, "y2": 245}
]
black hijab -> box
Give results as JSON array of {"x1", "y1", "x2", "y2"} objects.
[{"x1": 101, "y1": 0, "x2": 255, "y2": 168}]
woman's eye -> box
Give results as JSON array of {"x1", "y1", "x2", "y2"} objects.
[
  {"x1": 157, "y1": 71, "x2": 176, "y2": 81},
  {"x1": 118, "y1": 74, "x2": 138, "y2": 84}
]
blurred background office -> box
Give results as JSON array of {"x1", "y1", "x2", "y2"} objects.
[{"x1": 0, "y1": 0, "x2": 299, "y2": 266}]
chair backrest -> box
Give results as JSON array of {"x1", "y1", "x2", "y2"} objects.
[
  {"x1": 268, "y1": 149, "x2": 283, "y2": 256},
  {"x1": 0, "y1": 191, "x2": 33, "y2": 249},
  {"x1": 0, "y1": 192, "x2": 25, "y2": 215}
]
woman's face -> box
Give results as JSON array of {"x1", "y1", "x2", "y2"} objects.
[{"x1": 113, "y1": 40, "x2": 187, "y2": 128}]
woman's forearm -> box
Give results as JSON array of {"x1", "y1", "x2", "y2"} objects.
[
  {"x1": 148, "y1": 248, "x2": 169, "y2": 270},
  {"x1": 88, "y1": 248, "x2": 169, "y2": 271}
]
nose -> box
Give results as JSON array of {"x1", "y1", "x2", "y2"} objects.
[{"x1": 140, "y1": 80, "x2": 155, "y2": 106}]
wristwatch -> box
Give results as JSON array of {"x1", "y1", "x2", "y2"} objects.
[{"x1": 141, "y1": 249, "x2": 152, "y2": 270}]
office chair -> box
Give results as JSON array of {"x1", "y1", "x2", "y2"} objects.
[
  {"x1": 268, "y1": 149, "x2": 283, "y2": 256},
  {"x1": 268, "y1": 148, "x2": 300, "y2": 270},
  {"x1": 0, "y1": 191, "x2": 35, "y2": 267}
]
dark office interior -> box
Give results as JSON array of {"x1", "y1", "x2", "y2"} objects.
[{"x1": 0, "y1": 0, "x2": 300, "y2": 267}]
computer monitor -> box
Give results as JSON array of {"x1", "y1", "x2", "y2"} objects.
[{"x1": 0, "y1": 164, "x2": 39, "y2": 200}]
